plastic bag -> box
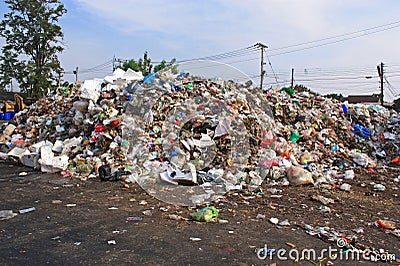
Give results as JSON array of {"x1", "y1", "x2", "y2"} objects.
[
  {"x1": 192, "y1": 206, "x2": 219, "y2": 222},
  {"x1": 341, "y1": 104, "x2": 348, "y2": 114},
  {"x1": 280, "y1": 87, "x2": 294, "y2": 95},
  {"x1": 351, "y1": 124, "x2": 370, "y2": 139},
  {"x1": 391, "y1": 157, "x2": 400, "y2": 164},
  {"x1": 214, "y1": 117, "x2": 231, "y2": 138},
  {"x1": 344, "y1": 169, "x2": 355, "y2": 180},
  {"x1": 99, "y1": 165, "x2": 132, "y2": 182},
  {"x1": 73, "y1": 100, "x2": 89, "y2": 114},
  {"x1": 349, "y1": 150, "x2": 370, "y2": 167},
  {"x1": 376, "y1": 219, "x2": 396, "y2": 230},
  {"x1": 98, "y1": 164, "x2": 111, "y2": 181},
  {"x1": 287, "y1": 166, "x2": 314, "y2": 186},
  {"x1": 3, "y1": 124, "x2": 16, "y2": 136},
  {"x1": 290, "y1": 131, "x2": 300, "y2": 144},
  {"x1": 299, "y1": 151, "x2": 311, "y2": 164}
]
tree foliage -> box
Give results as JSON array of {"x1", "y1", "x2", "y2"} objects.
[
  {"x1": 153, "y1": 58, "x2": 177, "y2": 73},
  {"x1": 121, "y1": 51, "x2": 152, "y2": 76},
  {"x1": 325, "y1": 93, "x2": 344, "y2": 101},
  {"x1": 0, "y1": 0, "x2": 67, "y2": 97},
  {"x1": 120, "y1": 52, "x2": 177, "y2": 76}
]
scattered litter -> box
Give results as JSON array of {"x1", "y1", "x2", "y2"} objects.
[
  {"x1": 192, "y1": 206, "x2": 219, "y2": 222},
  {"x1": 278, "y1": 219, "x2": 290, "y2": 226},
  {"x1": 19, "y1": 207, "x2": 36, "y2": 214},
  {"x1": 0, "y1": 210, "x2": 18, "y2": 220},
  {"x1": 287, "y1": 166, "x2": 314, "y2": 186},
  {"x1": 376, "y1": 219, "x2": 396, "y2": 230},
  {"x1": 269, "y1": 217, "x2": 279, "y2": 225},
  {"x1": 373, "y1": 184, "x2": 386, "y2": 191},
  {"x1": 344, "y1": 170, "x2": 355, "y2": 180},
  {"x1": 286, "y1": 242, "x2": 296, "y2": 248},
  {"x1": 168, "y1": 214, "x2": 189, "y2": 221},
  {"x1": 107, "y1": 240, "x2": 117, "y2": 245},
  {"x1": 353, "y1": 228, "x2": 364, "y2": 234},
  {"x1": 339, "y1": 183, "x2": 351, "y2": 191},
  {"x1": 126, "y1": 217, "x2": 142, "y2": 221},
  {"x1": 311, "y1": 195, "x2": 334, "y2": 205},
  {"x1": 317, "y1": 205, "x2": 331, "y2": 213},
  {"x1": 256, "y1": 214, "x2": 266, "y2": 220},
  {"x1": 142, "y1": 210, "x2": 153, "y2": 216}
]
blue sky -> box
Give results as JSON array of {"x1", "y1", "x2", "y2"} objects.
[{"x1": 2, "y1": 0, "x2": 400, "y2": 101}]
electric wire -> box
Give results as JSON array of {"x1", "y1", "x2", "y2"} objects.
[
  {"x1": 268, "y1": 24, "x2": 400, "y2": 57},
  {"x1": 265, "y1": 52, "x2": 279, "y2": 87},
  {"x1": 269, "y1": 20, "x2": 400, "y2": 52}
]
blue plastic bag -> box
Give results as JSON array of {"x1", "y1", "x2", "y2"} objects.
[
  {"x1": 352, "y1": 124, "x2": 370, "y2": 139},
  {"x1": 143, "y1": 72, "x2": 157, "y2": 85},
  {"x1": 341, "y1": 104, "x2": 348, "y2": 114}
]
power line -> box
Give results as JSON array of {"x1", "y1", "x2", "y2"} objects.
[
  {"x1": 177, "y1": 20, "x2": 400, "y2": 65},
  {"x1": 268, "y1": 20, "x2": 400, "y2": 52},
  {"x1": 385, "y1": 76, "x2": 400, "y2": 97},
  {"x1": 177, "y1": 46, "x2": 259, "y2": 63},
  {"x1": 66, "y1": 17, "x2": 400, "y2": 92},
  {"x1": 104, "y1": 20, "x2": 400, "y2": 82},
  {"x1": 294, "y1": 75, "x2": 378, "y2": 82},
  {"x1": 265, "y1": 52, "x2": 279, "y2": 87},
  {"x1": 268, "y1": 24, "x2": 400, "y2": 57}
]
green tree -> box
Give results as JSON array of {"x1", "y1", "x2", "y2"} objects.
[
  {"x1": 0, "y1": 48, "x2": 17, "y2": 92},
  {"x1": 153, "y1": 58, "x2": 178, "y2": 73},
  {"x1": 0, "y1": 0, "x2": 67, "y2": 98},
  {"x1": 121, "y1": 51, "x2": 153, "y2": 76},
  {"x1": 325, "y1": 93, "x2": 344, "y2": 101},
  {"x1": 121, "y1": 52, "x2": 178, "y2": 76}
]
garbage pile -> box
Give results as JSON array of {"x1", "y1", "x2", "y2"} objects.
[
  {"x1": 0, "y1": 68, "x2": 144, "y2": 178},
  {"x1": 0, "y1": 66, "x2": 400, "y2": 205}
]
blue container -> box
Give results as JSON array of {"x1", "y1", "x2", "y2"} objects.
[
  {"x1": 4, "y1": 112, "x2": 16, "y2": 120},
  {"x1": 0, "y1": 113, "x2": 4, "y2": 120}
]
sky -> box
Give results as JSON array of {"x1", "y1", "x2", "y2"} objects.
[{"x1": 1, "y1": 0, "x2": 400, "y2": 101}]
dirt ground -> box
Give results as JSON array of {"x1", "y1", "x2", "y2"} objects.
[{"x1": 0, "y1": 161, "x2": 399, "y2": 266}]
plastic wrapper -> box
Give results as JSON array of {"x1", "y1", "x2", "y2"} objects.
[
  {"x1": 287, "y1": 166, "x2": 314, "y2": 186},
  {"x1": 191, "y1": 206, "x2": 219, "y2": 222}
]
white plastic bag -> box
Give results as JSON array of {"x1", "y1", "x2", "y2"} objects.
[{"x1": 287, "y1": 166, "x2": 314, "y2": 186}]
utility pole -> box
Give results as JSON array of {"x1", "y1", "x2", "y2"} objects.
[
  {"x1": 73, "y1": 67, "x2": 78, "y2": 83},
  {"x1": 113, "y1": 56, "x2": 116, "y2": 72},
  {"x1": 255, "y1": 43, "x2": 268, "y2": 90},
  {"x1": 290, "y1": 68, "x2": 294, "y2": 89},
  {"x1": 377, "y1": 62, "x2": 384, "y2": 106}
]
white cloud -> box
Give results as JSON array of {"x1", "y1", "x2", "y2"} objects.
[
  {"x1": 75, "y1": 0, "x2": 202, "y2": 34},
  {"x1": 61, "y1": 0, "x2": 400, "y2": 99}
]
